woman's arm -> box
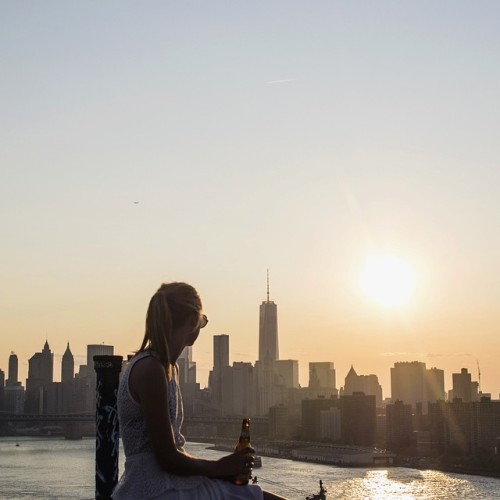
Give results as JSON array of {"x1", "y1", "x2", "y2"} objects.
[{"x1": 129, "y1": 356, "x2": 250, "y2": 478}]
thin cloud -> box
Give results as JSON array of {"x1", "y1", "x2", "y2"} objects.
[
  {"x1": 286, "y1": 350, "x2": 309, "y2": 357},
  {"x1": 378, "y1": 351, "x2": 473, "y2": 359},
  {"x1": 427, "y1": 352, "x2": 472, "y2": 358},
  {"x1": 266, "y1": 78, "x2": 298, "y2": 85},
  {"x1": 378, "y1": 352, "x2": 415, "y2": 357}
]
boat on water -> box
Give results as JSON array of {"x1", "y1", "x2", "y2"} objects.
[{"x1": 306, "y1": 480, "x2": 327, "y2": 500}]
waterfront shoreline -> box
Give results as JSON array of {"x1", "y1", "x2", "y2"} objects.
[
  {"x1": 201, "y1": 438, "x2": 500, "y2": 481},
  {"x1": 207, "y1": 439, "x2": 389, "y2": 469}
]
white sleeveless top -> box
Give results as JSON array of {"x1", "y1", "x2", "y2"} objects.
[
  {"x1": 113, "y1": 350, "x2": 207, "y2": 497},
  {"x1": 113, "y1": 350, "x2": 263, "y2": 500}
]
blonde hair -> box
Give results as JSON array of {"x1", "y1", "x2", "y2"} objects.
[{"x1": 138, "y1": 282, "x2": 202, "y2": 379}]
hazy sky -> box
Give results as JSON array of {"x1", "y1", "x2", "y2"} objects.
[{"x1": 2, "y1": 2, "x2": 499, "y2": 397}]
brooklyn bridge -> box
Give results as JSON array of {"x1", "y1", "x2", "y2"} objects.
[
  {"x1": 0, "y1": 412, "x2": 95, "y2": 423},
  {"x1": 0, "y1": 412, "x2": 269, "y2": 440}
]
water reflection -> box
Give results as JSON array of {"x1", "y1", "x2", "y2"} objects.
[
  {"x1": 148, "y1": 443, "x2": 498, "y2": 499},
  {"x1": 386, "y1": 468, "x2": 424, "y2": 483},
  {"x1": 328, "y1": 469, "x2": 484, "y2": 500},
  {"x1": 0, "y1": 438, "x2": 497, "y2": 500}
]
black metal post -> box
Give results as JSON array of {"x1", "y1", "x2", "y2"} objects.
[{"x1": 94, "y1": 355, "x2": 123, "y2": 500}]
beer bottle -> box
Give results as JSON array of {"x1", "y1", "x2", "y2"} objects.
[{"x1": 233, "y1": 418, "x2": 252, "y2": 485}]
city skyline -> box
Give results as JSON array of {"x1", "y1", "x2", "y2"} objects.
[
  {"x1": 1, "y1": 300, "x2": 492, "y2": 398},
  {"x1": 2, "y1": 3, "x2": 499, "y2": 401},
  {"x1": 0, "y1": 325, "x2": 488, "y2": 402}
]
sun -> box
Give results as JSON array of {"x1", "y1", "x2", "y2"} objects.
[{"x1": 360, "y1": 254, "x2": 417, "y2": 308}]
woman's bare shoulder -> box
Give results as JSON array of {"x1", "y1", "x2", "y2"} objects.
[
  {"x1": 129, "y1": 353, "x2": 166, "y2": 399},
  {"x1": 132, "y1": 353, "x2": 164, "y2": 375}
]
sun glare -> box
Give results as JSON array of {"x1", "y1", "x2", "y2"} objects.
[{"x1": 360, "y1": 254, "x2": 417, "y2": 308}]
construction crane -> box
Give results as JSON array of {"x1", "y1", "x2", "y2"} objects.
[{"x1": 476, "y1": 360, "x2": 481, "y2": 393}]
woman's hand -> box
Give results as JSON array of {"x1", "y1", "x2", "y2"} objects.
[{"x1": 214, "y1": 447, "x2": 255, "y2": 479}]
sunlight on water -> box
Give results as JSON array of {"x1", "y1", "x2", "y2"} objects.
[
  {"x1": 330, "y1": 469, "x2": 482, "y2": 500},
  {"x1": 0, "y1": 438, "x2": 498, "y2": 499},
  {"x1": 242, "y1": 458, "x2": 494, "y2": 499}
]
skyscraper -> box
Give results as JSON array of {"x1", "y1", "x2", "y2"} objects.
[
  {"x1": 258, "y1": 272, "x2": 278, "y2": 362},
  {"x1": 61, "y1": 342, "x2": 75, "y2": 413},
  {"x1": 274, "y1": 360, "x2": 299, "y2": 389},
  {"x1": 426, "y1": 367, "x2": 445, "y2": 403},
  {"x1": 391, "y1": 361, "x2": 427, "y2": 410},
  {"x1": 0, "y1": 368, "x2": 4, "y2": 411},
  {"x1": 177, "y1": 346, "x2": 199, "y2": 416},
  {"x1": 340, "y1": 393, "x2": 376, "y2": 446},
  {"x1": 83, "y1": 344, "x2": 114, "y2": 412},
  {"x1": 213, "y1": 335, "x2": 229, "y2": 372},
  {"x1": 386, "y1": 400, "x2": 414, "y2": 452},
  {"x1": 301, "y1": 397, "x2": 339, "y2": 441},
  {"x1": 452, "y1": 368, "x2": 473, "y2": 402},
  {"x1": 7, "y1": 352, "x2": 19, "y2": 387},
  {"x1": 209, "y1": 334, "x2": 230, "y2": 408},
  {"x1": 178, "y1": 346, "x2": 196, "y2": 385},
  {"x1": 343, "y1": 366, "x2": 383, "y2": 407},
  {"x1": 4, "y1": 351, "x2": 24, "y2": 413},
  {"x1": 25, "y1": 340, "x2": 54, "y2": 414},
  {"x1": 87, "y1": 344, "x2": 114, "y2": 368},
  {"x1": 392, "y1": 361, "x2": 447, "y2": 412},
  {"x1": 255, "y1": 275, "x2": 299, "y2": 415},
  {"x1": 61, "y1": 342, "x2": 74, "y2": 384},
  {"x1": 309, "y1": 362, "x2": 336, "y2": 390},
  {"x1": 221, "y1": 362, "x2": 256, "y2": 417}
]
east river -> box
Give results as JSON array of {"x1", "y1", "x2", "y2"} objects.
[{"x1": 1, "y1": 437, "x2": 499, "y2": 499}]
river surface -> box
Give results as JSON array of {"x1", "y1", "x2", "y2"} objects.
[{"x1": 0, "y1": 437, "x2": 499, "y2": 499}]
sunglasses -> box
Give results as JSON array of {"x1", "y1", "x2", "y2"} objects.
[{"x1": 199, "y1": 314, "x2": 208, "y2": 329}]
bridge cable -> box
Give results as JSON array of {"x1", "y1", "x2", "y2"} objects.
[{"x1": 252, "y1": 475, "x2": 312, "y2": 495}]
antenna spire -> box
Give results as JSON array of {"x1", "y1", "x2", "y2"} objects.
[{"x1": 267, "y1": 269, "x2": 270, "y2": 302}]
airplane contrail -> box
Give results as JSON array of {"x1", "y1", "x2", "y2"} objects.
[{"x1": 266, "y1": 78, "x2": 298, "y2": 84}]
